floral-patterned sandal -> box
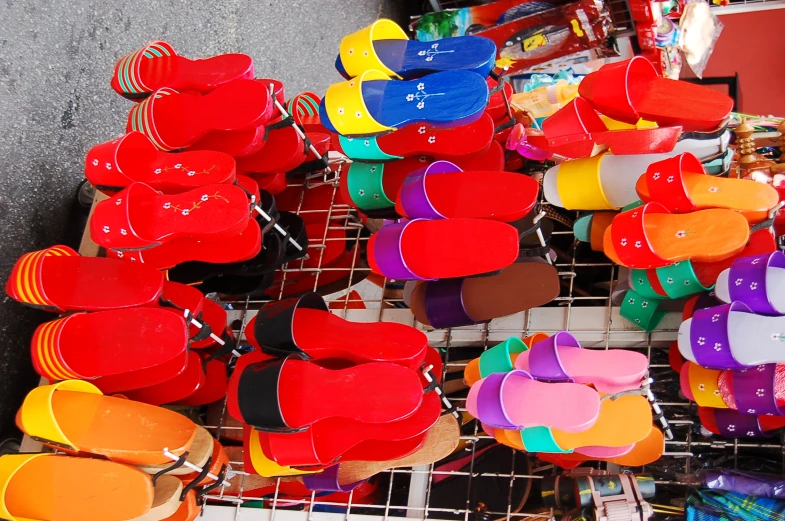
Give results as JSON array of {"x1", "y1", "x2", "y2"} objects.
[
  {"x1": 697, "y1": 407, "x2": 785, "y2": 439},
  {"x1": 85, "y1": 132, "x2": 236, "y2": 194},
  {"x1": 111, "y1": 41, "x2": 254, "y2": 99},
  {"x1": 320, "y1": 71, "x2": 489, "y2": 137},
  {"x1": 127, "y1": 80, "x2": 272, "y2": 151},
  {"x1": 715, "y1": 251, "x2": 785, "y2": 315},
  {"x1": 91, "y1": 182, "x2": 251, "y2": 251}
]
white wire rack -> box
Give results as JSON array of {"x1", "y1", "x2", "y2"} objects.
[{"x1": 191, "y1": 161, "x2": 785, "y2": 521}]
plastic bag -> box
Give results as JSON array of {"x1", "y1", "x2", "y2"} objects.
[{"x1": 678, "y1": 0, "x2": 723, "y2": 78}]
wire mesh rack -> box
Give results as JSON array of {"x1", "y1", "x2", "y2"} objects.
[{"x1": 189, "y1": 159, "x2": 785, "y2": 521}]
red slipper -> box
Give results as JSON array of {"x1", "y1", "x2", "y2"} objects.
[
  {"x1": 340, "y1": 430, "x2": 426, "y2": 462},
  {"x1": 247, "y1": 172, "x2": 289, "y2": 195},
  {"x1": 451, "y1": 140, "x2": 505, "y2": 171},
  {"x1": 173, "y1": 357, "x2": 228, "y2": 406},
  {"x1": 111, "y1": 41, "x2": 254, "y2": 99},
  {"x1": 262, "y1": 391, "x2": 440, "y2": 466},
  {"x1": 86, "y1": 132, "x2": 236, "y2": 193},
  {"x1": 190, "y1": 299, "x2": 228, "y2": 349},
  {"x1": 698, "y1": 406, "x2": 785, "y2": 437},
  {"x1": 31, "y1": 308, "x2": 188, "y2": 381},
  {"x1": 93, "y1": 348, "x2": 189, "y2": 395},
  {"x1": 159, "y1": 281, "x2": 205, "y2": 338},
  {"x1": 229, "y1": 355, "x2": 424, "y2": 431},
  {"x1": 189, "y1": 124, "x2": 267, "y2": 158},
  {"x1": 6, "y1": 245, "x2": 163, "y2": 312},
  {"x1": 578, "y1": 57, "x2": 732, "y2": 132},
  {"x1": 126, "y1": 80, "x2": 273, "y2": 151},
  {"x1": 485, "y1": 77, "x2": 513, "y2": 122},
  {"x1": 368, "y1": 219, "x2": 519, "y2": 280},
  {"x1": 124, "y1": 350, "x2": 205, "y2": 405},
  {"x1": 246, "y1": 292, "x2": 427, "y2": 368},
  {"x1": 542, "y1": 97, "x2": 682, "y2": 158},
  {"x1": 91, "y1": 182, "x2": 251, "y2": 251},
  {"x1": 237, "y1": 127, "x2": 330, "y2": 176},
  {"x1": 394, "y1": 160, "x2": 538, "y2": 222}
]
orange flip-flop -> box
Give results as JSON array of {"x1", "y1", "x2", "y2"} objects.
[
  {"x1": 635, "y1": 153, "x2": 778, "y2": 223},
  {"x1": 0, "y1": 454, "x2": 154, "y2": 521},
  {"x1": 17, "y1": 380, "x2": 197, "y2": 466},
  {"x1": 603, "y1": 203, "x2": 749, "y2": 269}
]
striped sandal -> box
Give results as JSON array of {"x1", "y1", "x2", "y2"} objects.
[{"x1": 111, "y1": 41, "x2": 254, "y2": 100}]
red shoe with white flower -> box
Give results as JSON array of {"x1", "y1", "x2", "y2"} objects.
[{"x1": 90, "y1": 182, "x2": 250, "y2": 251}]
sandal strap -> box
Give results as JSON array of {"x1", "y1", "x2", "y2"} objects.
[
  {"x1": 423, "y1": 277, "x2": 477, "y2": 329},
  {"x1": 527, "y1": 331, "x2": 580, "y2": 383},
  {"x1": 556, "y1": 154, "x2": 612, "y2": 210},
  {"x1": 685, "y1": 363, "x2": 726, "y2": 408},
  {"x1": 542, "y1": 97, "x2": 607, "y2": 151},
  {"x1": 32, "y1": 316, "x2": 88, "y2": 381},
  {"x1": 340, "y1": 135, "x2": 402, "y2": 162},
  {"x1": 302, "y1": 464, "x2": 364, "y2": 492},
  {"x1": 92, "y1": 184, "x2": 162, "y2": 250},
  {"x1": 372, "y1": 219, "x2": 435, "y2": 281},
  {"x1": 128, "y1": 88, "x2": 178, "y2": 152},
  {"x1": 655, "y1": 260, "x2": 711, "y2": 299},
  {"x1": 582, "y1": 57, "x2": 657, "y2": 125},
  {"x1": 115, "y1": 41, "x2": 175, "y2": 97},
  {"x1": 237, "y1": 356, "x2": 309, "y2": 432},
  {"x1": 399, "y1": 160, "x2": 461, "y2": 220},
  {"x1": 521, "y1": 426, "x2": 572, "y2": 453},
  {"x1": 86, "y1": 133, "x2": 156, "y2": 190},
  {"x1": 713, "y1": 408, "x2": 769, "y2": 438},
  {"x1": 253, "y1": 293, "x2": 327, "y2": 358},
  {"x1": 476, "y1": 371, "x2": 534, "y2": 430},
  {"x1": 0, "y1": 454, "x2": 52, "y2": 521},
  {"x1": 610, "y1": 202, "x2": 671, "y2": 268},
  {"x1": 287, "y1": 92, "x2": 321, "y2": 127},
  {"x1": 690, "y1": 302, "x2": 751, "y2": 370},
  {"x1": 324, "y1": 70, "x2": 394, "y2": 136},
  {"x1": 620, "y1": 289, "x2": 666, "y2": 332},
  {"x1": 8, "y1": 246, "x2": 77, "y2": 309},
  {"x1": 644, "y1": 153, "x2": 703, "y2": 212},
  {"x1": 20, "y1": 380, "x2": 102, "y2": 450},
  {"x1": 732, "y1": 364, "x2": 784, "y2": 416},
  {"x1": 346, "y1": 162, "x2": 394, "y2": 211},
  {"x1": 727, "y1": 252, "x2": 784, "y2": 315},
  {"x1": 478, "y1": 337, "x2": 529, "y2": 378},
  {"x1": 339, "y1": 20, "x2": 407, "y2": 79}
]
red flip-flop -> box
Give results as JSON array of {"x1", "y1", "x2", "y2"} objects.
[
  {"x1": 31, "y1": 307, "x2": 188, "y2": 381},
  {"x1": 174, "y1": 357, "x2": 228, "y2": 406},
  {"x1": 578, "y1": 57, "x2": 733, "y2": 132},
  {"x1": 190, "y1": 298, "x2": 228, "y2": 349},
  {"x1": 246, "y1": 292, "x2": 427, "y2": 368},
  {"x1": 228, "y1": 354, "x2": 424, "y2": 431},
  {"x1": 86, "y1": 132, "x2": 236, "y2": 194},
  {"x1": 91, "y1": 182, "x2": 251, "y2": 251},
  {"x1": 127, "y1": 80, "x2": 273, "y2": 151},
  {"x1": 394, "y1": 160, "x2": 538, "y2": 222},
  {"x1": 111, "y1": 41, "x2": 254, "y2": 99},
  {"x1": 6, "y1": 245, "x2": 163, "y2": 312},
  {"x1": 237, "y1": 128, "x2": 330, "y2": 175},
  {"x1": 261, "y1": 391, "x2": 440, "y2": 466},
  {"x1": 368, "y1": 218, "x2": 519, "y2": 280},
  {"x1": 124, "y1": 350, "x2": 205, "y2": 405}
]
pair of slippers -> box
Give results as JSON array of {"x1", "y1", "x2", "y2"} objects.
[{"x1": 321, "y1": 20, "x2": 495, "y2": 137}]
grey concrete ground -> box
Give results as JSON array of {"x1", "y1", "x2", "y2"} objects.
[{"x1": 0, "y1": 0, "x2": 413, "y2": 439}]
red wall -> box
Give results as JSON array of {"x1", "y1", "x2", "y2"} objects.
[{"x1": 681, "y1": 9, "x2": 785, "y2": 116}]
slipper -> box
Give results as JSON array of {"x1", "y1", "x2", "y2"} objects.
[
  {"x1": 31, "y1": 307, "x2": 187, "y2": 381},
  {"x1": 409, "y1": 261, "x2": 559, "y2": 328},
  {"x1": 485, "y1": 77, "x2": 513, "y2": 123},
  {"x1": 138, "y1": 426, "x2": 215, "y2": 477},
  {"x1": 111, "y1": 41, "x2": 253, "y2": 99},
  {"x1": 245, "y1": 292, "x2": 427, "y2": 368},
  {"x1": 6, "y1": 245, "x2": 163, "y2": 312},
  {"x1": 697, "y1": 407, "x2": 785, "y2": 438},
  {"x1": 243, "y1": 425, "x2": 319, "y2": 478},
  {"x1": 462, "y1": 334, "x2": 549, "y2": 386},
  {"x1": 123, "y1": 351, "x2": 205, "y2": 405},
  {"x1": 335, "y1": 19, "x2": 495, "y2": 80},
  {"x1": 188, "y1": 298, "x2": 227, "y2": 349},
  {"x1": 715, "y1": 252, "x2": 785, "y2": 315},
  {"x1": 512, "y1": 331, "x2": 648, "y2": 393},
  {"x1": 92, "y1": 349, "x2": 189, "y2": 396},
  {"x1": 339, "y1": 113, "x2": 494, "y2": 162},
  {"x1": 127, "y1": 80, "x2": 272, "y2": 151},
  {"x1": 229, "y1": 355, "x2": 424, "y2": 431},
  {"x1": 602, "y1": 203, "x2": 749, "y2": 269},
  {"x1": 573, "y1": 211, "x2": 616, "y2": 252},
  {"x1": 86, "y1": 132, "x2": 236, "y2": 194},
  {"x1": 173, "y1": 358, "x2": 228, "y2": 406},
  {"x1": 189, "y1": 124, "x2": 267, "y2": 158},
  {"x1": 368, "y1": 218, "x2": 519, "y2": 280},
  {"x1": 340, "y1": 156, "x2": 432, "y2": 213},
  {"x1": 631, "y1": 229, "x2": 777, "y2": 299},
  {"x1": 158, "y1": 281, "x2": 205, "y2": 340},
  {"x1": 261, "y1": 391, "x2": 441, "y2": 466},
  {"x1": 679, "y1": 361, "x2": 728, "y2": 409},
  {"x1": 678, "y1": 302, "x2": 785, "y2": 369},
  {"x1": 578, "y1": 56, "x2": 733, "y2": 131},
  {"x1": 0, "y1": 454, "x2": 154, "y2": 521},
  {"x1": 466, "y1": 370, "x2": 601, "y2": 432},
  {"x1": 717, "y1": 365, "x2": 785, "y2": 413},
  {"x1": 17, "y1": 380, "x2": 196, "y2": 465},
  {"x1": 176, "y1": 436, "x2": 230, "y2": 486},
  {"x1": 237, "y1": 127, "x2": 331, "y2": 176},
  {"x1": 635, "y1": 153, "x2": 778, "y2": 223},
  {"x1": 320, "y1": 70, "x2": 489, "y2": 137},
  {"x1": 91, "y1": 182, "x2": 251, "y2": 251},
  {"x1": 288, "y1": 92, "x2": 326, "y2": 131},
  {"x1": 537, "y1": 427, "x2": 664, "y2": 467},
  {"x1": 105, "y1": 216, "x2": 261, "y2": 269},
  {"x1": 394, "y1": 160, "x2": 538, "y2": 222},
  {"x1": 544, "y1": 147, "x2": 732, "y2": 211},
  {"x1": 542, "y1": 97, "x2": 682, "y2": 158}
]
